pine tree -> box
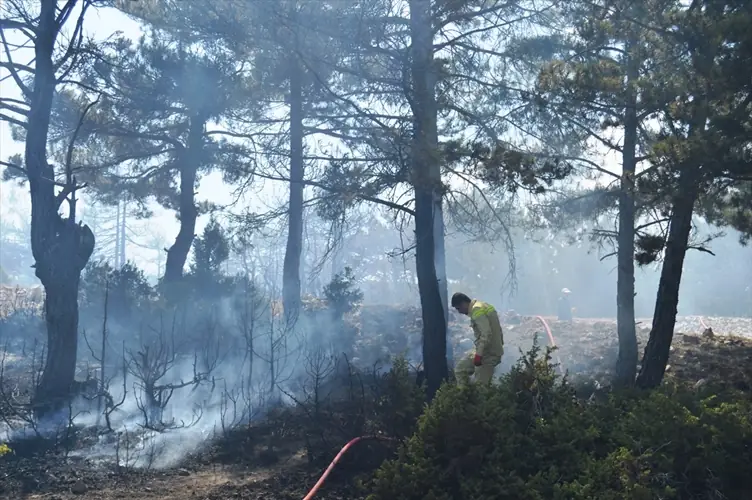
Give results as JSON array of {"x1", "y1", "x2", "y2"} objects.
[
  {"x1": 0, "y1": 0, "x2": 98, "y2": 417},
  {"x1": 533, "y1": 0, "x2": 685, "y2": 386},
  {"x1": 65, "y1": 29, "x2": 255, "y2": 291},
  {"x1": 636, "y1": 0, "x2": 752, "y2": 388}
]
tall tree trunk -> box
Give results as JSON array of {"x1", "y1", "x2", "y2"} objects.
[
  {"x1": 434, "y1": 213, "x2": 452, "y2": 365},
  {"x1": 28, "y1": 0, "x2": 95, "y2": 418},
  {"x1": 410, "y1": 0, "x2": 448, "y2": 400},
  {"x1": 35, "y1": 275, "x2": 83, "y2": 413},
  {"x1": 119, "y1": 197, "x2": 127, "y2": 265},
  {"x1": 636, "y1": 172, "x2": 699, "y2": 389},
  {"x1": 282, "y1": 58, "x2": 305, "y2": 321},
  {"x1": 614, "y1": 38, "x2": 639, "y2": 387},
  {"x1": 115, "y1": 201, "x2": 122, "y2": 267},
  {"x1": 636, "y1": 22, "x2": 713, "y2": 388},
  {"x1": 163, "y1": 116, "x2": 203, "y2": 285}
]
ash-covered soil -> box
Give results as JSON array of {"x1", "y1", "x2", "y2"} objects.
[
  {"x1": 2, "y1": 313, "x2": 752, "y2": 499},
  {"x1": 497, "y1": 315, "x2": 752, "y2": 392}
]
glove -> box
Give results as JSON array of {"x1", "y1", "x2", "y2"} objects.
[{"x1": 473, "y1": 354, "x2": 483, "y2": 367}]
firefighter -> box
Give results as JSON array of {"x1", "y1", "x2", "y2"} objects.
[
  {"x1": 451, "y1": 292, "x2": 504, "y2": 384},
  {"x1": 558, "y1": 288, "x2": 573, "y2": 321}
]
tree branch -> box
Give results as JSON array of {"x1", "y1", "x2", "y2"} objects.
[
  {"x1": 0, "y1": 112, "x2": 27, "y2": 129},
  {"x1": 688, "y1": 245, "x2": 715, "y2": 256},
  {"x1": 56, "y1": 96, "x2": 100, "y2": 211},
  {"x1": 0, "y1": 159, "x2": 27, "y2": 175},
  {"x1": 253, "y1": 170, "x2": 415, "y2": 216},
  {"x1": 93, "y1": 128, "x2": 185, "y2": 150},
  {"x1": 0, "y1": 28, "x2": 32, "y2": 98}
]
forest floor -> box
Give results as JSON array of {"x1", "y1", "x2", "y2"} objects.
[{"x1": 2, "y1": 313, "x2": 752, "y2": 499}]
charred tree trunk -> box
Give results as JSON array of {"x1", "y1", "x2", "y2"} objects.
[
  {"x1": 115, "y1": 201, "x2": 122, "y2": 267},
  {"x1": 410, "y1": 0, "x2": 448, "y2": 400},
  {"x1": 614, "y1": 38, "x2": 639, "y2": 388},
  {"x1": 119, "y1": 197, "x2": 127, "y2": 266},
  {"x1": 435, "y1": 213, "x2": 451, "y2": 366},
  {"x1": 28, "y1": 0, "x2": 95, "y2": 418},
  {"x1": 163, "y1": 115, "x2": 203, "y2": 286},
  {"x1": 636, "y1": 173, "x2": 699, "y2": 389},
  {"x1": 282, "y1": 57, "x2": 305, "y2": 321},
  {"x1": 34, "y1": 237, "x2": 92, "y2": 416}
]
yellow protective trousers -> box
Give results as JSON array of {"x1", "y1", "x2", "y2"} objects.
[{"x1": 455, "y1": 353, "x2": 501, "y2": 385}]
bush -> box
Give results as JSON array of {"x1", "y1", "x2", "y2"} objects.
[
  {"x1": 324, "y1": 267, "x2": 364, "y2": 319},
  {"x1": 80, "y1": 260, "x2": 154, "y2": 321},
  {"x1": 315, "y1": 267, "x2": 364, "y2": 357},
  {"x1": 375, "y1": 357, "x2": 426, "y2": 440},
  {"x1": 367, "y1": 342, "x2": 752, "y2": 500},
  {"x1": 185, "y1": 217, "x2": 236, "y2": 299},
  {"x1": 286, "y1": 354, "x2": 424, "y2": 470}
]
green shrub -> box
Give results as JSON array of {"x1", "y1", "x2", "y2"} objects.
[
  {"x1": 323, "y1": 267, "x2": 364, "y2": 319},
  {"x1": 293, "y1": 354, "x2": 424, "y2": 468},
  {"x1": 367, "y1": 342, "x2": 752, "y2": 500},
  {"x1": 375, "y1": 356, "x2": 426, "y2": 439}
]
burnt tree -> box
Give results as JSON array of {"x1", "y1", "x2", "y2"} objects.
[
  {"x1": 282, "y1": 54, "x2": 305, "y2": 320},
  {"x1": 409, "y1": 0, "x2": 448, "y2": 400},
  {"x1": 1, "y1": 0, "x2": 96, "y2": 417}
]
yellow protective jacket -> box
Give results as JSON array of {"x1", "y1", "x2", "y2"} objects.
[{"x1": 469, "y1": 299, "x2": 504, "y2": 358}]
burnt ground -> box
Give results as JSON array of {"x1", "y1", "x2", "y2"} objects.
[{"x1": 2, "y1": 314, "x2": 752, "y2": 499}]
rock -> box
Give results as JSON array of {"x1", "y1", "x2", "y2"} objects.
[
  {"x1": 178, "y1": 468, "x2": 191, "y2": 476},
  {"x1": 71, "y1": 480, "x2": 87, "y2": 495},
  {"x1": 702, "y1": 327, "x2": 715, "y2": 339},
  {"x1": 682, "y1": 334, "x2": 701, "y2": 345}
]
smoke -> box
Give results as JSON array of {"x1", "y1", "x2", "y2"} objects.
[
  {"x1": 69, "y1": 352, "x2": 264, "y2": 469},
  {"x1": 2, "y1": 205, "x2": 751, "y2": 472},
  {"x1": 1, "y1": 274, "x2": 381, "y2": 469}
]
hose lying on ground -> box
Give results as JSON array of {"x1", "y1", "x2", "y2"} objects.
[
  {"x1": 304, "y1": 316, "x2": 564, "y2": 499},
  {"x1": 535, "y1": 315, "x2": 565, "y2": 375},
  {"x1": 699, "y1": 316, "x2": 710, "y2": 331},
  {"x1": 302, "y1": 436, "x2": 398, "y2": 500}
]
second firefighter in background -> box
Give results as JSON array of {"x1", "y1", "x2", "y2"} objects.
[{"x1": 451, "y1": 292, "x2": 504, "y2": 384}]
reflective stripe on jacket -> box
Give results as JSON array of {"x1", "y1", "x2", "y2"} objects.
[{"x1": 469, "y1": 299, "x2": 504, "y2": 357}]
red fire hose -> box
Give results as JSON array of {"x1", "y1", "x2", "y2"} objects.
[
  {"x1": 305, "y1": 315, "x2": 716, "y2": 498},
  {"x1": 304, "y1": 316, "x2": 563, "y2": 499},
  {"x1": 303, "y1": 436, "x2": 397, "y2": 500},
  {"x1": 535, "y1": 315, "x2": 565, "y2": 375}
]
